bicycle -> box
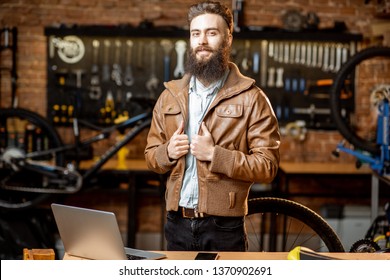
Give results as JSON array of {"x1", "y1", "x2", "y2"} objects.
[
  {"x1": 0, "y1": 92, "x2": 154, "y2": 210},
  {"x1": 330, "y1": 46, "x2": 390, "y2": 252}
]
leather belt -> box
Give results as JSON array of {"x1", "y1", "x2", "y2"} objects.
[{"x1": 178, "y1": 207, "x2": 210, "y2": 219}]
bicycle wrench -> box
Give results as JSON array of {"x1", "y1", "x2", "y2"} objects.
[
  {"x1": 278, "y1": 42, "x2": 284, "y2": 63},
  {"x1": 173, "y1": 40, "x2": 186, "y2": 78},
  {"x1": 241, "y1": 40, "x2": 251, "y2": 72},
  {"x1": 341, "y1": 44, "x2": 349, "y2": 64},
  {"x1": 268, "y1": 41, "x2": 274, "y2": 59},
  {"x1": 124, "y1": 40, "x2": 134, "y2": 87},
  {"x1": 136, "y1": 40, "x2": 144, "y2": 70},
  {"x1": 300, "y1": 43, "x2": 306, "y2": 65},
  {"x1": 102, "y1": 39, "x2": 111, "y2": 82},
  {"x1": 317, "y1": 43, "x2": 323, "y2": 68},
  {"x1": 275, "y1": 67, "x2": 284, "y2": 88},
  {"x1": 267, "y1": 67, "x2": 275, "y2": 88},
  {"x1": 306, "y1": 42, "x2": 312, "y2": 67},
  {"x1": 160, "y1": 39, "x2": 174, "y2": 82},
  {"x1": 328, "y1": 43, "x2": 335, "y2": 72},
  {"x1": 311, "y1": 43, "x2": 318, "y2": 68},
  {"x1": 295, "y1": 42, "x2": 301, "y2": 64},
  {"x1": 111, "y1": 40, "x2": 123, "y2": 86},
  {"x1": 289, "y1": 42, "x2": 296, "y2": 64},
  {"x1": 283, "y1": 42, "x2": 289, "y2": 64},
  {"x1": 89, "y1": 39, "x2": 102, "y2": 99},
  {"x1": 145, "y1": 41, "x2": 159, "y2": 98},
  {"x1": 322, "y1": 43, "x2": 330, "y2": 72},
  {"x1": 260, "y1": 40, "x2": 268, "y2": 87},
  {"x1": 334, "y1": 43, "x2": 342, "y2": 72}
]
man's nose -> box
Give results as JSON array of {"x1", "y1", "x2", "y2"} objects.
[{"x1": 198, "y1": 33, "x2": 208, "y2": 45}]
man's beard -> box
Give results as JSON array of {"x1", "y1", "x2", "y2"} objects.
[{"x1": 185, "y1": 40, "x2": 230, "y2": 84}]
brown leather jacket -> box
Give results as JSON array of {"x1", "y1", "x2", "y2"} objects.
[{"x1": 145, "y1": 63, "x2": 280, "y2": 216}]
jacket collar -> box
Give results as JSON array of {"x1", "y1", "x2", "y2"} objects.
[{"x1": 164, "y1": 62, "x2": 255, "y2": 101}]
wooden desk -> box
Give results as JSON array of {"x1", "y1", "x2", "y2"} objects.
[
  {"x1": 64, "y1": 251, "x2": 390, "y2": 260},
  {"x1": 279, "y1": 162, "x2": 372, "y2": 175}
]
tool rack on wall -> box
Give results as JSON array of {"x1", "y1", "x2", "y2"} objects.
[{"x1": 44, "y1": 25, "x2": 362, "y2": 129}]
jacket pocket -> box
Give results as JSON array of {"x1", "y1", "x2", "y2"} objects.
[
  {"x1": 162, "y1": 103, "x2": 182, "y2": 136},
  {"x1": 215, "y1": 104, "x2": 243, "y2": 118},
  {"x1": 162, "y1": 103, "x2": 181, "y2": 115}
]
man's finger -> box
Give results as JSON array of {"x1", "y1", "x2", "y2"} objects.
[
  {"x1": 200, "y1": 122, "x2": 211, "y2": 135},
  {"x1": 174, "y1": 120, "x2": 185, "y2": 135}
]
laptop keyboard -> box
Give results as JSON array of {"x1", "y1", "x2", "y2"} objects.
[{"x1": 126, "y1": 254, "x2": 146, "y2": 260}]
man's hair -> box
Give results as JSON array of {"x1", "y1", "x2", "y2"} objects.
[{"x1": 188, "y1": 1, "x2": 234, "y2": 34}]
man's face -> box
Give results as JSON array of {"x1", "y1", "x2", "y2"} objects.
[
  {"x1": 186, "y1": 13, "x2": 232, "y2": 84},
  {"x1": 189, "y1": 13, "x2": 232, "y2": 63}
]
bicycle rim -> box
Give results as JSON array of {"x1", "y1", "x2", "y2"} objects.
[
  {"x1": 330, "y1": 46, "x2": 390, "y2": 155},
  {"x1": 0, "y1": 108, "x2": 64, "y2": 210},
  {"x1": 246, "y1": 197, "x2": 345, "y2": 252}
]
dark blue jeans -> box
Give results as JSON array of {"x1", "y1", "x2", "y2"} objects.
[{"x1": 164, "y1": 211, "x2": 248, "y2": 251}]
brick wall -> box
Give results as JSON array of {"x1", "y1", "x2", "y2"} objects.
[
  {"x1": 1, "y1": 0, "x2": 387, "y2": 163},
  {"x1": 1, "y1": 0, "x2": 389, "y2": 241},
  {"x1": 0, "y1": 0, "x2": 386, "y2": 161}
]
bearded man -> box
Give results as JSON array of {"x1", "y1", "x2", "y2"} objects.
[{"x1": 145, "y1": 1, "x2": 280, "y2": 251}]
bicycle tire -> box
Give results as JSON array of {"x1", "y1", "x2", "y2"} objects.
[
  {"x1": 246, "y1": 197, "x2": 345, "y2": 252},
  {"x1": 0, "y1": 108, "x2": 64, "y2": 210},
  {"x1": 330, "y1": 46, "x2": 390, "y2": 155}
]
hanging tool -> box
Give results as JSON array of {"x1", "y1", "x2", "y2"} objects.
[
  {"x1": 160, "y1": 39, "x2": 174, "y2": 82},
  {"x1": 111, "y1": 39, "x2": 123, "y2": 86},
  {"x1": 260, "y1": 40, "x2": 268, "y2": 87},
  {"x1": 89, "y1": 39, "x2": 102, "y2": 99},
  {"x1": 173, "y1": 40, "x2": 187, "y2": 78},
  {"x1": 102, "y1": 40, "x2": 111, "y2": 82},
  {"x1": 145, "y1": 41, "x2": 159, "y2": 98},
  {"x1": 124, "y1": 40, "x2": 135, "y2": 87}
]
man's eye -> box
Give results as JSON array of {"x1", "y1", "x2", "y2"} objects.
[
  {"x1": 192, "y1": 32, "x2": 200, "y2": 37},
  {"x1": 207, "y1": 31, "x2": 217, "y2": 36}
]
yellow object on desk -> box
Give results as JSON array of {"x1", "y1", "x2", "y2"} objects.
[
  {"x1": 23, "y1": 248, "x2": 55, "y2": 260},
  {"x1": 287, "y1": 246, "x2": 337, "y2": 260}
]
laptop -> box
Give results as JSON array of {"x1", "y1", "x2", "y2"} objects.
[{"x1": 51, "y1": 203, "x2": 166, "y2": 260}]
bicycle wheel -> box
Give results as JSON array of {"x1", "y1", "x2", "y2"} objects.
[
  {"x1": 246, "y1": 197, "x2": 345, "y2": 252},
  {"x1": 0, "y1": 108, "x2": 64, "y2": 210},
  {"x1": 330, "y1": 46, "x2": 390, "y2": 155}
]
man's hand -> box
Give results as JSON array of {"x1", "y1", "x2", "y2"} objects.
[
  {"x1": 191, "y1": 122, "x2": 215, "y2": 161},
  {"x1": 167, "y1": 121, "x2": 189, "y2": 160}
]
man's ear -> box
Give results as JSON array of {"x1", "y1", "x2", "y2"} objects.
[{"x1": 227, "y1": 32, "x2": 233, "y2": 47}]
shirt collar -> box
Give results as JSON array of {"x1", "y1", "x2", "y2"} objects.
[{"x1": 189, "y1": 69, "x2": 230, "y2": 96}]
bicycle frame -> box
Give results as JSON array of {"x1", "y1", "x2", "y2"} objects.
[
  {"x1": 32, "y1": 111, "x2": 151, "y2": 181},
  {"x1": 80, "y1": 112, "x2": 151, "y2": 182},
  {"x1": 335, "y1": 99, "x2": 390, "y2": 176}
]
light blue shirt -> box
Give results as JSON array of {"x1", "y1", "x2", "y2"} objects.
[{"x1": 179, "y1": 71, "x2": 229, "y2": 209}]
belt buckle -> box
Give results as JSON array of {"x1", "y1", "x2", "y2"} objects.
[
  {"x1": 182, "y1": 207, "x2": 192, "y2": 218},
  {"x1": 181, "y1": 207, "x2": 205, "y2": 218},
  {"x1": 194, "y1": 208, "x2": 204, "y2": 218}
]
